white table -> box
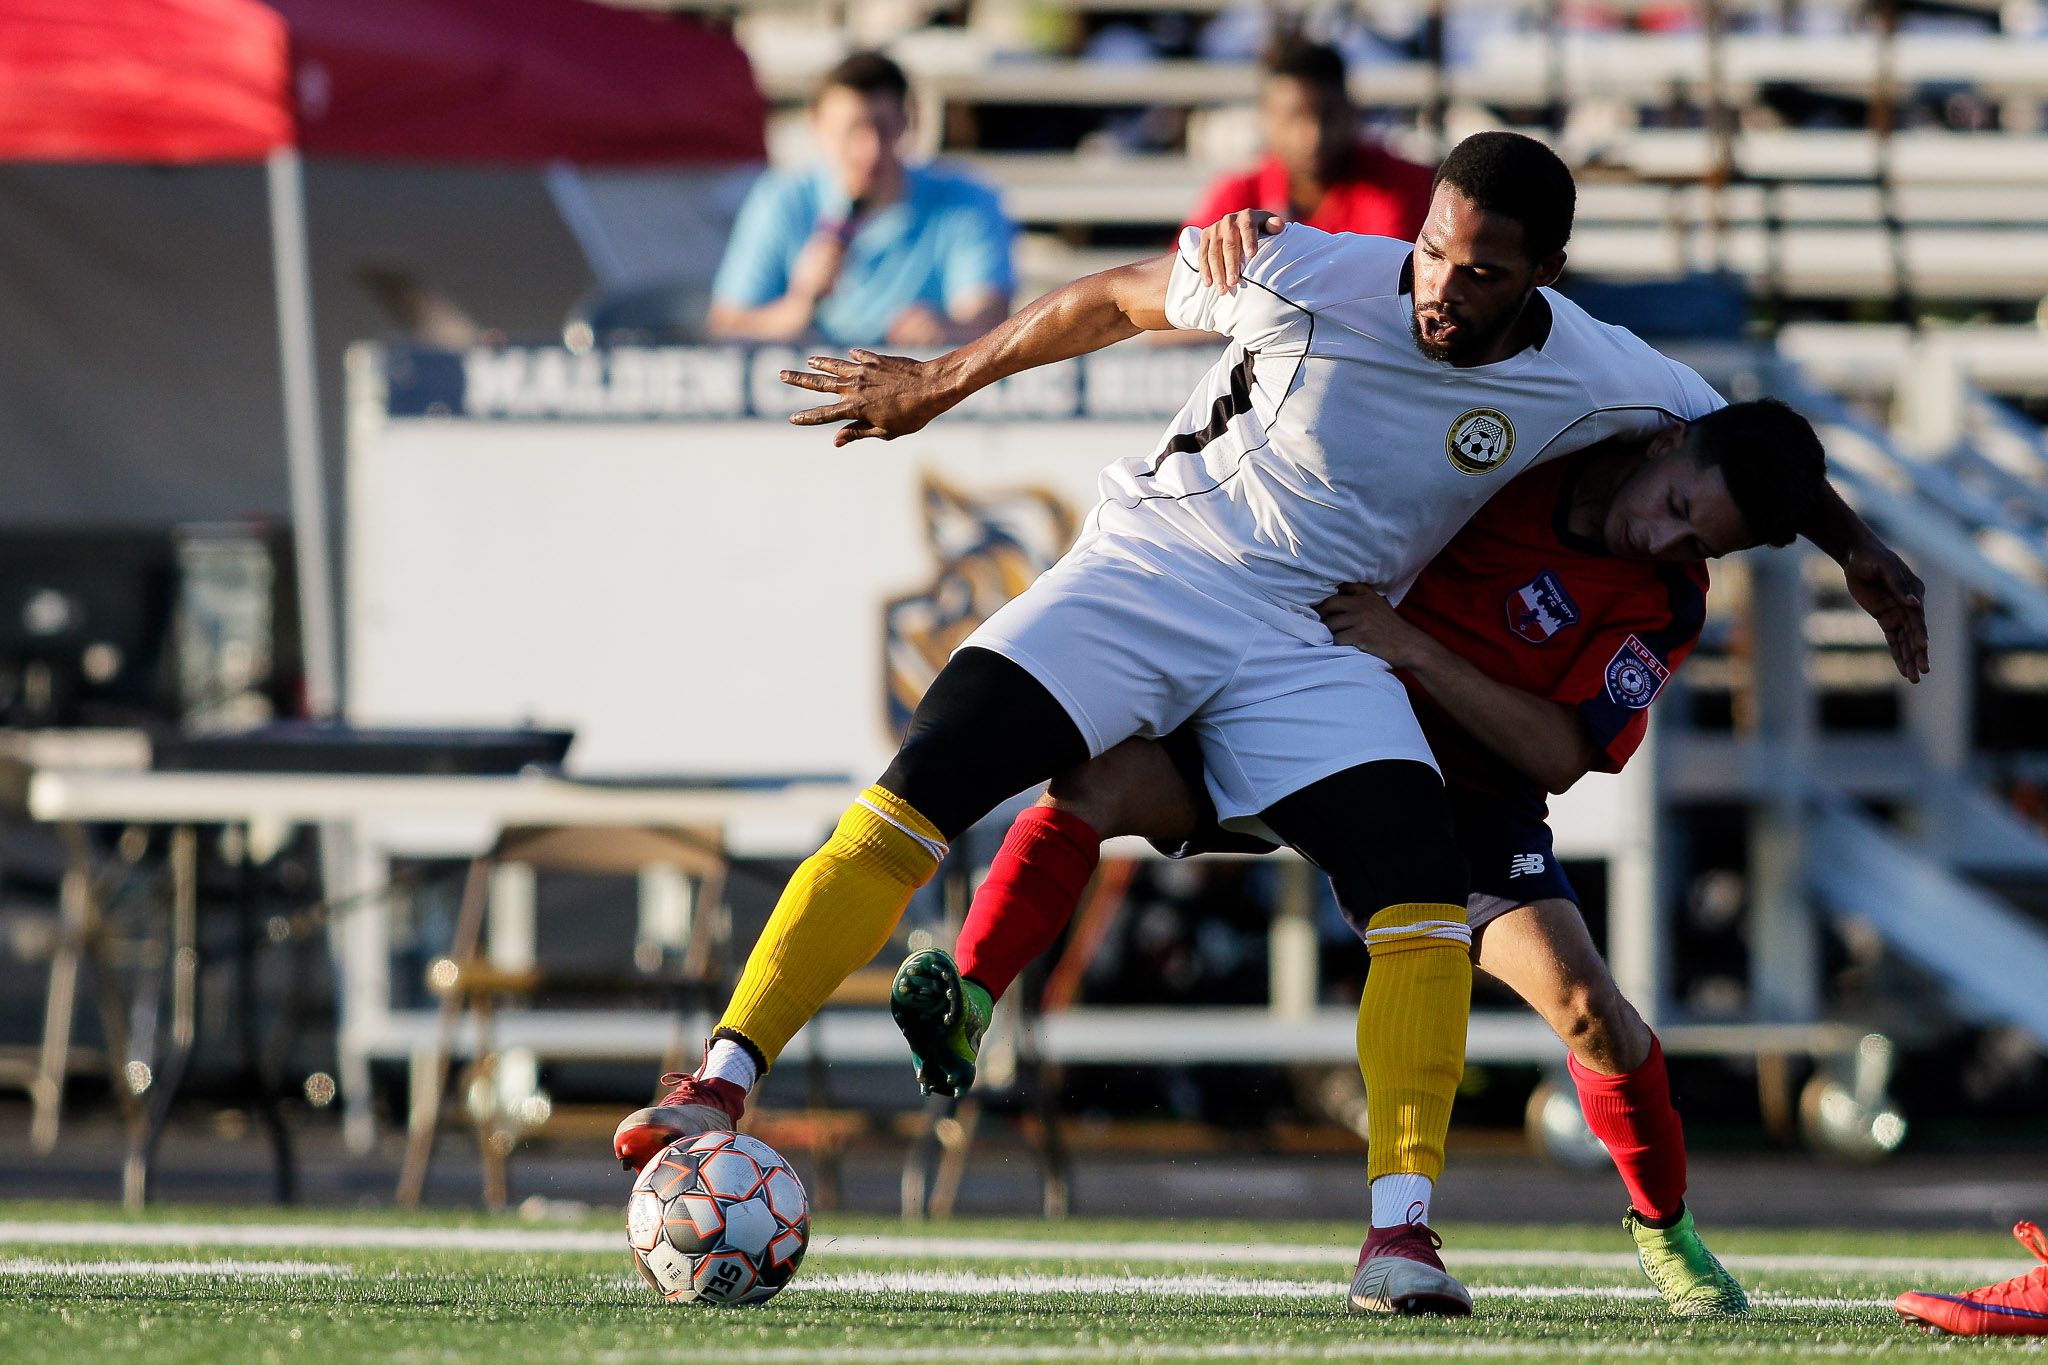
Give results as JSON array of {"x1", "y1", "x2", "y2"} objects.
[{"x1": 26, "y1": 767, "x2": 857, "y2": 1153}]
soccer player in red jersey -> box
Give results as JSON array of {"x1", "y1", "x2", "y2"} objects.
[
  {"x1": 893, "y1": 399, "x2": 1897, "y2": 1317},
  {"x1": 1185, "y1": 39, "x2": 1434, "y2": 243}
]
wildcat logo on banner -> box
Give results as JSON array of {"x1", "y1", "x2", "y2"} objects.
[{"x1": 884, "y1": 477, "x2": 1077, "y2": 736}]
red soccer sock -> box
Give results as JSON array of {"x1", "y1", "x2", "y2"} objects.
[
  {"x1": 1569, "y1": 1036, "x2": 1689, "y2": 1223},
  {"x1": 954, "y1": 806, "x2": 1101, "y2": 1002}
]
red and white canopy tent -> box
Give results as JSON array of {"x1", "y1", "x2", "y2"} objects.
[{"x1": 0, "y1": 0, "x2": 764, "y2": 714}]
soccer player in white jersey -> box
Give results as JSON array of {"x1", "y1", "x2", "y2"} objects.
[{"x1": 616, "y1": 132, "x2": 1925, "y2": 1317}]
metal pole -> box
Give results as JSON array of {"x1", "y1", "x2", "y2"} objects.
[
  {"x1": 1270, "y1": 861, "x2": 1318, "y2": 1019},
  {"x1": 1747, "y1": 547, "x2": 1820, "y2": 1023},
  {"x1": 1608, "y1": 716, "x2": 1663, "y2": 1029},
  {"x1": 266, "y1": 147, "x2": 339, "y2": 718}
]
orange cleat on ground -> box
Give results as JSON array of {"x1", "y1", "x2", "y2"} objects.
[{"x1": 1896, "y1": 1220, "x2": 2048, "y2": 1336}]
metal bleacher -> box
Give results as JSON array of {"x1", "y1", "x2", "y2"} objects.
[
  {"x1": 587, "y1": 0, "x2": 2048, "y2": 1166},
  {"x1": 673, "y1": 0, "x2": 2048, "y2": 305}
]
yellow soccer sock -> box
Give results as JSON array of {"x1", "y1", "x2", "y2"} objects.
[
  {"x1": 718, "y1": 785, "x2": 946, "y2": 1069},
  {"x1": 1357, "y1": 901, "x2": 1473, "y2": 1184}
]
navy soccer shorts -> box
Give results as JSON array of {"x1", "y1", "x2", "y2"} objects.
[{"x1": 1151, "y1": 727, "x2": 1578, "y2": 936}]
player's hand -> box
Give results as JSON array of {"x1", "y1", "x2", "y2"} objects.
[
  {"x1": 1842, "y1": 535, "x2": 1930, "y2": 683},
  {"x1": 1316, "y1": 583, "x2": 1431, "y2": 668},
  {"x1": 781, "y1": 349, "x2": 951, "y2": 446},
  {"x1": 1197, "y1": 209, "x2": 1285, "y2": 291}
]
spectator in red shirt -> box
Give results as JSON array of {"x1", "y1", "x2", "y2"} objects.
[{"x1": 1185, "y1": 37, "x2": 1434, "y2": 240}]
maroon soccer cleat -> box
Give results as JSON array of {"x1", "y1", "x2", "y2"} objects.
[
  {"x1": 1348, "y1": 1212, "x2": 1474, "y2": 1316},
  {"x1": 612, "y1": 1070, "x2": 747, "y2": 1173},
  {"x1": 1896, "y1": 1221, "x2": 2048, "y2": 1336}
]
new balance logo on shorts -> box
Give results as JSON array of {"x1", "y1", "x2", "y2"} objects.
[{"x1": 1509, "y1": 853, "x2": 1546, "y2": 878}]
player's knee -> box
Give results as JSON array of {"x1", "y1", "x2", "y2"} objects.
[
  {"x1": 1043, "y1": 753, "x2": 1118, "y2": 823},
  {"x1": 1043, "y1": 739, "x2": 1190, "y2": 840},
  {"x1": 1555, "y1": 975, "x2": 1629, "y2": 1067}
]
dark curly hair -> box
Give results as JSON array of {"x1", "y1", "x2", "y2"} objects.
[
  {"x1": 1432, "y1": 131, "x2": 1576, "y2": 262},
  {"x1": 1687, "y1": 398, "x2": 1828, "y2": 549},
  {"x1": 1263, "y1": 37, "x2": 1347, "y2": 97},
  {"x1": 818, "y1": 51, "x2": 909, "y2": 107}
]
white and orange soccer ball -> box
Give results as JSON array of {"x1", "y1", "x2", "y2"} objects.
[{"x1": 626, "y1": 1130, "x2": 811, "y2": 1306}]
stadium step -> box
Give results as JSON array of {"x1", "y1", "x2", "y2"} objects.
[{"x1": 1808, "y1": 793, "x2": 2048, "y2": 1051}]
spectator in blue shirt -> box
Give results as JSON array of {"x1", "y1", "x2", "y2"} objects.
[{"x1": 709, "y1": 52, "x2": 1016, "y2": 348}]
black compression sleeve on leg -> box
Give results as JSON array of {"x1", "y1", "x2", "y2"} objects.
[
  {"x1": 878, "y1": 646, "x2": 1090, "y2": 840},
  {"x1": 1258, "y1": 759, "x2": 1468, "y2": 937}
]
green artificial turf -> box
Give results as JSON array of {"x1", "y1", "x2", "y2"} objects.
[{"x1": 2, "y1": 1204, "x2": 2042, "y2": 1363}]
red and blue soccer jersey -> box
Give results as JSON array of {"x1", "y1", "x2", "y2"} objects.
[{"x1": 1395, "y1": 450, "x2": 1709, "y2": 815}]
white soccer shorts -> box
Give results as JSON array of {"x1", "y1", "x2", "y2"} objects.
[{"x1": 960, "y1": 544, "x2": 1439, "y2": 830}]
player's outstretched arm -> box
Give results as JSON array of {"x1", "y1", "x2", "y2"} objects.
[
  {"x1": 1318, "y1": 585, "x2": 1605, "y2": 794},
  {"x1": 1801, "y1": 481, "x2": 1930, "y2": 683},
  {"x1": 780, "y1": 255, "x2": 1175, "y2": 447}
]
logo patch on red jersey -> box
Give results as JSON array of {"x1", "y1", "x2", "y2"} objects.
[
  {"x1": 1505, "y1": 570, "x2": 1581, "y2": 643},
  {"x1": 1604, "y1": 634, "x2": 1671, "y2": 709}
]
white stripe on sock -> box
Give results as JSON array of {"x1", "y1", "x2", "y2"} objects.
[
  {"x1": 857, "y1": 796, "x2": 949, "y2": 863},
  {"x1": 1362, "y1": 920, "x2": 1472, "y2": 949}
]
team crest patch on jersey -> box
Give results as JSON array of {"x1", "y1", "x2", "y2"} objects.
[
  {"x1": 1505, "y1": 570, "x2": 1580, "y2": 643},
  {"x1": 1446, "y1": 408, "x2": 1515, "y2": 475},
  {"x1": 1604, "y1": 634, "x2": 1671, "y2": 709}
]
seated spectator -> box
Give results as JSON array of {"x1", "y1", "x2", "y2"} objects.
[
  {"x1": 708, "y1": 52, "x2": 1015, "y2": 348},
  {"x1": 1185, "y1": 38, "x2": 1434, "y2": 240}
]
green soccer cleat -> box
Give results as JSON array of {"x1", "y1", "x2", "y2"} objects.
[
  {"x1": 890, "y1": 948, "x2": 993, "y2": 1098},
  {"x1": 1625, "y1": 1205, "x2": 1749, "y2": 1318}
]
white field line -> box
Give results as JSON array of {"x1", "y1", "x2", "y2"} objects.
[
  {"x1": 0, "y1": 1222, "x2": 2027, "y2": 1282},
  {"x1": 782, "y1": 1270, "x2": 1893, "y2": 1310},
  {"x1": 0, "y1": 1258, "x2": 350, "y2": 1278},
  {"x1": 0, "y1": 1221, "x2": 620, "y2": 1253},
  {"x1": 588, "y1": 1345, "x2": 1982, "y2": 1363},
  {"x1": 813, "y1": 1235, "x2": 2031, "y2": 1283}
]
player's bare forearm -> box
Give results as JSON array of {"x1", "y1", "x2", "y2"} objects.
[
  {"x1": 1318, "y1": 585, "x2": 1602, "y2": 793},
  {"x1": 1800, "y1": 478, "x2": 1867, "y2": 563},
  {"x1": 950, "y1": 258, "x2": 1171, "y2": 384},
  {"x1": 1802, "y1": 479, "x2": 1930, "y2": 683},
  {"x1": 1400, "y1": 636, "x2": 1606, "y2": 794},
  {"x1": 780, "y1": 256, "x2": 1175, "y2": 445},
  {"x1": 705, "y1": 296, "x2": 816, "y2": 343}
]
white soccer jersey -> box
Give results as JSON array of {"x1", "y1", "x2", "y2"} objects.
[{"x1": 1079, "y1": 223, "x2": 1726, "y2": 641}]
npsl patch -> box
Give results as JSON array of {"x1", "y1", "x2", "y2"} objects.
[
  {"x1": 1504, "y1": 570, "x2": 1580, "y2": 643},
  {"x1": 1604, "y1": 634, "x2": 1671, "y2": 709}
]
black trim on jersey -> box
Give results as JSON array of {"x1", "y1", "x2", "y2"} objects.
[
  {"x1": 1525, "y1": 291, "x2": 1555, "y2": 350},
  {"x1": 1132, "y1": 256, "x2": 1315, "y2": 505},
  {"x1": 1150, "y1": 351, "x2": 1255, "y2": 470},
  {"x1": 1537, "y1": 402, "x2": 1695, "y2": 472}
]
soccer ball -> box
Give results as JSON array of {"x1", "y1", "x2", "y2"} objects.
[{"x1": 626, "y1": 1130, "x2": 811, "y2": 1306}]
